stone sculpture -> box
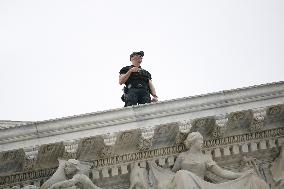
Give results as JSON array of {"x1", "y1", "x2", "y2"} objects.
[
  {"x1": 40, "y1": 159, "x2": 101, "y2": 189},
  {"x1": 270, "y1": 141, "x2": 284, "y2": 189},
  {"x1": 147, "y1": 132, "x2": 269, "y2": 189},
  {"x1": 129, "y1": 163, "x2": 149, "y2": 189},
  {"x1": 240, "y1": 155, "x2": 267, "y2": 180}
]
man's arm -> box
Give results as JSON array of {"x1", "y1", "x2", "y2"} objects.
[
  {"x1": 119, "y1": 67, "x2": 140, "y2": 85},
  {"x1": 149, "y1": 80, "x2": 158, "y2": 102}
]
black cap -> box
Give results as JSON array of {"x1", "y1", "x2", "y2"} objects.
[{"x1": 130, "y1": 51, "x2": 144, "y2": 60}]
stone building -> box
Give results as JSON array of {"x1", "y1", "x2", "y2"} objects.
[{"x1": 0, "y1": 82, "x2": 283, "y2": 189}]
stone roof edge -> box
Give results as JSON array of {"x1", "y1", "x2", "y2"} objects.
[
  {"x1": 2, "y1": 81, "x2": 284, "y2": 129},
  {"x1": 0, "y1": 121, "x2": 32, "y2": 124},
  {"x1": 1, "y1": 81, "x2": 284, "y2": 152}
]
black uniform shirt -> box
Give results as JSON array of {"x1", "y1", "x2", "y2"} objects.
[{"x1": 119, "y1": 65, "x2": 152, "y2": 88}]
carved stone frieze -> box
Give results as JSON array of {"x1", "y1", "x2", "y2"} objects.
[
  {"x1": 103, "y1": 133, "x2": 117, "y2": 146},
  {"x1": 117, "y1": 131, "x2": 136, "y2": 145},
  {"x1": 204, "y1": 127, "x2": 284, "y2": 148},
  {"x1": 212, "y1": 116, "x2": 228, "y2": 138},
  {"x1": 63, "y1": 140, "x2": 79, "y2": 154},
  {"x1": 266, "y1": 105, "x2": 284, "y2": 123},
  {"x1": 0, "y1": 168, "x2": 56, "y2": 186},
  {"x1": 152, "y1": 124, "x2": 179, "y2": 148},
  {"x1": 0, "y1": 149, "x2": 25, "y2": 175},
  {"x1": 250, "y1": 108, "x2": 267, "y2": 132},
  {"x1": 137, "y1": 138, "x2": 153, "y2": 151},
  {"x1": 226, "y1": 111, "x2": 250, "y2": 132},
  {"x1": 1, "y1": 128, "x2": 281, "y2": 189},
  {"x1": 0, "y1": 138, "x2": 282, "y2": 188},
  {"x1": 62, "y1": 140, "x2": 79, "y2": 159},
  {"x1": 23, "y1": 147, "x2": 39, "y2": 171},
  {"x1": 36, "y1": 143, "x2": 65, "y2": 169},
  {"x1": 115, "y1": 130, "x2": 140, "y2": 153},
  {"x1": 191, "y1": 117, "x2": 215, "y2": 137},
  {"x1": 93, "y1": 145, "x2": 184, "y2": 168},
  {"x1": 77, "y1": 136, "x2": 104, "y2": 160},
  {"x1": 268, "y1": 105, "x2": 282, "y2": 116},
  {"x1": 100, "y1": 145, "x2": 115, "y2": 158},
  {"x1": 137, "y1": 126, "x2": 155, "y2": 151},
  {"x1": 1, "y1": 83, "x2": 284, "y2": 188},
  {"x1": 175, "y1": 120, "x2": 192, "y2": 144}
]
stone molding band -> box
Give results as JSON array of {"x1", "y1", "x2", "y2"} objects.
[
  {"x1": 0, "y1": 168, "x2": 56, "y2": 186},
  {"x1": 204, "y1": 127, "x2": 284, "y2": 148}
]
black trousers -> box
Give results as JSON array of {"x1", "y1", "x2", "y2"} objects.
[{"x1": 124, "y1": 88, "x2": 151, "y2": 107}]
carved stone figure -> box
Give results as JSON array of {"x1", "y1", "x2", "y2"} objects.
[
  {"x1": 129, "y1": 163, "x2": 149, "y2": 189},
  {"x1": 240, "y1": 155, "x2": 268, "y2": 183},
  {"x1": 148, "y1": 132, "x2": 269, "y2": 189},
  {"x1": 270, "y1": 141, "x2": 284, "y2": 189},
  {"x1": 40, "y1": 159, "x2": 101, "y2": 189}
]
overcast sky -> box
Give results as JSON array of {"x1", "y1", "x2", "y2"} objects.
[{"x1": 0, "y1": 0, "x2": 283, "y2": 121}]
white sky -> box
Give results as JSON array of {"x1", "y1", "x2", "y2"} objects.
[{"x1": 0, "y1": 0, "x2": 283, "y2": 121}]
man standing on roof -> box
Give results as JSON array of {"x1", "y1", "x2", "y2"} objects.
[{"x1": 119, "y1": 51, "x2": 158, "y2": 107}]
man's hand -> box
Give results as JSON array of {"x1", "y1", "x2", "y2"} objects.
[
  {"x1": 129, "y1": 67, "x2": 140, "y2": 73},
  {"x1": 151, "y1": 96, "x2": 158, "y2": 102},
  {"x1": 119, "y1": 67, "x2": 140, "y2": 85}
]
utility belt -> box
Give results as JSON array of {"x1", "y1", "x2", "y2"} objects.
[
  {"x1": 121, "y1": 83, "x2": 149, "y2": 102},
  {"x1": 127, "y1": 83, "x2": 148, "y2": 89}
]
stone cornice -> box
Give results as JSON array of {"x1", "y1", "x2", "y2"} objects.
[
  {"x1": 1, "y1": 128, "x2": 282, "y2": 186},
  {"x1": 0, "y1": 121, "x2": 33, "y2": 130},
  {"x1": 1, "y1": 81, "x2": 284, "y2": 152}
]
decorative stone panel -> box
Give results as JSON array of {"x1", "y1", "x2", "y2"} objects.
[
  {"x1": 266, "y1": 105, "x2": 284, "y2": 122},
  {"x1": 152, "y1": 124, "x2": 179, "y2": 148},
  {"x1": 23, "y1": 147, "x2": 39, "y2": 171},
  {"x1": 36, "y1": 143, "x2": 65, "y2": 169},
  {"x1": 191, "y1": 118, "x2": 215, "y2": 137},
  {"x1": 0, "y1": 149, "x2": 25, "y2": 175},
  {"x1": 226, "y1": 111, "x2": 251, "y2": 134},
  {"x1": 250, "y1": 108, "x2": 266, "y2": 132},
  {"x1": 175, "y1": 120, "x2": 192, "y2": 144},
  {"x1": 212, "y1": 116, "x2": 228, "y2": 138},
  {"x1": 77, "y1": 136, "x2": 104, "y2": 161}
]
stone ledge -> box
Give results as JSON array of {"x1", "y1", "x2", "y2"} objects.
[{"x1": 1, "y1": 82, "x2": 284, "y2": 152}]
